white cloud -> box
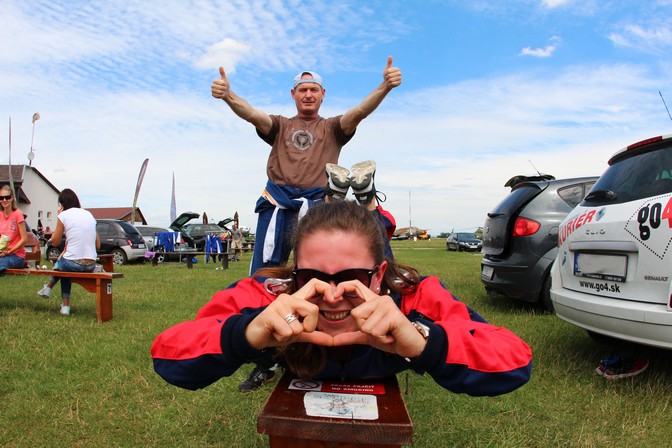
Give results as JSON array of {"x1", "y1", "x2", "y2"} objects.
[
  {"x1": 196, "y1": 39, "x2": 252, "y2": 73},
  {"x1": 609, "y1": 24, "x2": 672, "y2": 53},
  {"x1": 541, "y1": 0, "x2": 574, "y2": 8},
  {"x1": 519, "y1": 36, "x2": 561, "y2": 58}
]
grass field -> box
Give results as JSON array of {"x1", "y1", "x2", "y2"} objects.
[{"x1": 2, "y1": 238, "x2": 671, "y2": 447}]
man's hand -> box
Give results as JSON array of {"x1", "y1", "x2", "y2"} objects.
[
  {"x1": 211, "y1": 66, "x2": 231, "y2": 100},
  {"x1": 382, "y1": 56, "x2": 402, "y2": 91}
]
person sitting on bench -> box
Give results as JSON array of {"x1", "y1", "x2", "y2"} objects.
[
  {"x1": 151, "y1": 200, "x2": 532, "y2": 397},
  {"x1": 37, "y1": 188, "x2": 100, "y2": 316},
  {"x1": 0, "y1": 184, "x2": 28, "y2": 272}
]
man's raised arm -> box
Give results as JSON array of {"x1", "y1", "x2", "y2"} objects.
[
  {"x1": 212, "y1": 66, "x2": 273, "y2": 135},
  {"x1": 340, "y1": 56, "x2": 402, "y2": 136}
]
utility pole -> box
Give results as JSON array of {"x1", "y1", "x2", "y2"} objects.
[{"x1": 408, "y1": 190, "x2": 412, "y2": 237}]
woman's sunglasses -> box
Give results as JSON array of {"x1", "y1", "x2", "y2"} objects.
[
  {"x1": 292, "y1": 265, "x2": 379, "y2": 290},
  {"x1": 0, "y1": 195, "x2": 12, "y2": 201}
]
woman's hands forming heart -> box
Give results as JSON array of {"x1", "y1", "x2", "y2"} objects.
[{"x1": 245, "y1": 279, "x2": 427, "y2": 360}]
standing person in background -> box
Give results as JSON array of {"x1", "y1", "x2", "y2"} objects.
[
  {"x1": 231, "y1": 224, "x2": 243, "y2": 262},
  {"x1": 0, "y1": 184, "x2": 27, "y2": 272},
  {"x1": 37, "y1": 189, "x2": 100, "y2": 316}
]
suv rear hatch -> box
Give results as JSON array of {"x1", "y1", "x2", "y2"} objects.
[{"x1": 482, "y1": 180, "x2": 548, "y2": 257}]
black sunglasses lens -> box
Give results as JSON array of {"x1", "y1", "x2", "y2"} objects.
[
  {"x1": 334, "y1": 270, "x2": 371, "y2": 286},
  {"x1": 0, "y1": 195, "x2": 11, "y2": 200},
  {"x1": 292, "y1": 267, "x2": 377, "y2": 289},
  {"x1": 292, "y1": 270, "x2": 315, "y2": 289}
]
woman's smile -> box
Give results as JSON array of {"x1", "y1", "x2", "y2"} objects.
[{"x1": 320, "y1": 310, "x2": 351, "y2": 321}]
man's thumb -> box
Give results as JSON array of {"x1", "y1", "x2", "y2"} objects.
[{"x1": 219, "y1": 66, "x2": 226, "y2": 79}]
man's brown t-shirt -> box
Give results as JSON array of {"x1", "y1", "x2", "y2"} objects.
[{"x1": 257, "y1": 115, "x2": 354, "y2": 189}]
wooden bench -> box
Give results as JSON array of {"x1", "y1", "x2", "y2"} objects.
[
  {"x1": 5, "y1": 236, "x2": 123, "y2": 323},
  {"x1": 257, "y1": 372, "x2": 413, "y2": 447}
]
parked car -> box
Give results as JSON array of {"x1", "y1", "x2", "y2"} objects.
[
  {"x1": 446, "y1": 232, "x2": 482, "y2": 252},
  {"x1": 96, "y1": 219, "x2": 146, "y2": 265},
  {"x1": 481, "y1": 174, "x2": 598, "y2": 310},
  {"x1": 551, "y1": 135, "x2": 672, "y2": 348},
  {"x1": 135, "y1": 225, "x2": 169, "y2": 251},
  {"x1": 136, "y1": 223, "x2": 197, "y2": 262},
  {"x1": 181, "y1": 223, "x2": 228, "y2": 251}
]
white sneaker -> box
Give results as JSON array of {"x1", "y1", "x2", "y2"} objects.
[
  {"x1": 325, "y1": 163, "x2": 351, "y2": 200},
  {"x1": 37, "y1": 284, "x2": 52, "y2": 299},
  {"x1": 60, "y1": 305, "x2": 70, "y2": 315},
  {"x1": 350, "y1": 160, "x2": 377, "y2": 205}
]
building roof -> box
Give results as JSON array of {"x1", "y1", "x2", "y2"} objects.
[
  {"x1": 87, "y1": 207, "x2": 147, "y2": 225},
  {"x1": 0, "y1": 164, "x2": 26, "y2": 183},
  {"x1": 0, "y1": 164, "x2": 61, "y2": 204}
]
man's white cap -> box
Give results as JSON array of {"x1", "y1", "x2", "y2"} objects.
[{"x1": 293, "y1": 71, "x2": 323, "y2": 88}]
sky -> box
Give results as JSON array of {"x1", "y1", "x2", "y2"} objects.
[{"x1": 2, "y1": 0, "x2": 672, "y2": 235}]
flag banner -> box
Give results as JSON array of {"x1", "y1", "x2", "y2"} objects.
[
  {"x1": 170, "y1": 172, "x2": 177, "y2": 223},
  {"x1": 131, "y1": 158, "x2": 149, "y2": 223}
]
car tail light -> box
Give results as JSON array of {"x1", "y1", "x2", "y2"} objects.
[
  {"x1": 512, "y1": 217, "x2": 540, "y2": 237},
  {"x1": 627, "y1": 136, "x2": 662, "y2": 151}
]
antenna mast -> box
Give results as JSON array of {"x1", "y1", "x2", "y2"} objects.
[
  {"x1": 660, "y1": 91, "x2": 672, "y2": 122},
  {"x1": 528, "y1": 159, "x2": 542, "y2": 176}
]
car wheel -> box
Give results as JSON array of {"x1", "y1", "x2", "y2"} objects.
[
  {"x1": 46, "y1": 247, "x2": 61, "y2": 260},
  {"x1": 111, "y1": 249, "x2": 127, "y2": 265},
  {"x1": 457, "y1": 245, "x2": 462, "y2": 252},
  {"x1": 540, "y1": 274, "x2": 554, "y2": 312}
]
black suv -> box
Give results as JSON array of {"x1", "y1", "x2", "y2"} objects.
[{"x1": 480, "y1": 174, "x2": 598, "y2": 310}]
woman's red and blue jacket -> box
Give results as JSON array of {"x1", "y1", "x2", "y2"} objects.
[{"x1": 151, "y1": 276, "x2": 532, "y2": 397}]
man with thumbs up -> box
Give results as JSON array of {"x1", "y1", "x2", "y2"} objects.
[{"x1": 212, "y1": 57, "x2": 401, "y2": 392}]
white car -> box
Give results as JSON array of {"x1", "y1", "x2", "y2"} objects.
[{"x1": 551, "y1": 134, "x2": 672, "y2": 349}]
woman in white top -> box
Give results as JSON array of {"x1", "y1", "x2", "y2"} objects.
[{"x1": 37, "y1": 189, "x2": 100, "y2": 316}]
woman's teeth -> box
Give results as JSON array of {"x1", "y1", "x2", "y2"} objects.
[{"x1": 321, "y1": 311, "x2": 350, "y2": 321}]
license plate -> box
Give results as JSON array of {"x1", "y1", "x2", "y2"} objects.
[
  {"x1": 574, "y1": 253, "x2": 627, "y2": 282},
  {"x1": 481, "y1": 265, "x2": 494, "y2": 280}
]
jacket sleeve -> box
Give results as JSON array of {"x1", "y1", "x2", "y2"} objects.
[
  {"x1": 151, "y1": 278, "x2": 275, "y2": 390},
  {"x1": 401, "y1": 277, "x2": 533, "y2": 396}
]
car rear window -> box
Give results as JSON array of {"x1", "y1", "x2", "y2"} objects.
[
  {"x1": 583, "y1": 143, "x2": 672, "y2": 206},
  {"x1": 118, "y1": 221, "x2": 141, "y2": 235},
  {"x1": 557, "y1": 182, "x2": 595, "y2": 208},
  {"x1": 489, "y1": 184, "x2": 541, "y2": 216}
]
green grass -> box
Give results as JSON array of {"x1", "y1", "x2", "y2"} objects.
[{"x1": 2, "y1": 240, "x2": 672, "y2": 447}]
